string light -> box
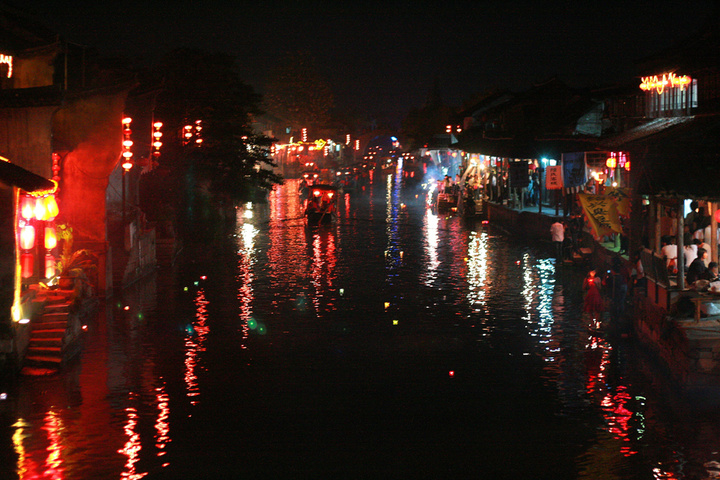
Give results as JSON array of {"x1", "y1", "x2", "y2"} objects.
[{"x1": 122, "y1": 117, "x2": 133, "y2": 171}]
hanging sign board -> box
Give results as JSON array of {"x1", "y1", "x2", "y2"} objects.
[{"x1": 545, "y1": 165, "x2": 563, "y2": 190}]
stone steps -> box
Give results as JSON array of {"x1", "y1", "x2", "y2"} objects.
[{"x1": 22, "y1": 294, "x2": 72, "y2": 373}]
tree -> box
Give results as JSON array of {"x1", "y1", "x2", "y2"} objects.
[
  {"x1": 140, "y1": 48, "x2": 282, "y2": 233},
  {"x1": 262, "y1": 51, "x2": 334, "y2": 134}
]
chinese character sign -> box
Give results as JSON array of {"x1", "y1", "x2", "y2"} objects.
[
  {"x1": 546, "y1": 165, "x2": 563, "y2": 190},
  {"x1": 578, "y1": 193, "x2": 622, "y2": 239}
]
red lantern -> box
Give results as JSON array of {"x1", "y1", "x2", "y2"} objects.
[
  {"x1": 44, "y1": 254, "x2": 55, "y2": 278},
  {"x1": 606, "y1": 157, "x2": 617, "y2": 169},
  {"x1": 20, "y1": 195, "x2": 34, "y2": 220},
  {"x1": 20, "y1": 225, "x2": 35, "y2": 250},
  {"x1": 21, "y1": 253, "x2": 34, "y2": 278},
  {"x1": 34, "y1": 197, "x2": 47, "y2": 221},
  {"x1": 714, "y1": 208, "x2": 720, "y2": 224},
  {"x1": 45, "y1": 226, "x2": 57, "y2": 250}
]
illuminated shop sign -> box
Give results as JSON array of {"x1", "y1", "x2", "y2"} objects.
[
  {"x1": 0, "y1": 54, "x2": 12, "y2": 78},
  {"x1": 639, "y1": 72, "x2": 691, "y2": 95}
]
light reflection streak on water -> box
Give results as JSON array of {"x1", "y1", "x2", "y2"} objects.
[
  {"x1": 601, "y1": 385, "x2": 638, "y2": 457},
  {"x1": 236, "y1": 212, "x2": 257, "y2": 343},
  {"x1": 185, "y1": 289, "x2": 209, "y2": 405},
  {"x1": 155, "y1": 384, "x2": 170, "y2": 457},
  {"x1": 41, "y1": 410, "x2": 64, "y2": 479},
  {"x1": 12, "y1": 419, "x2": 32, "y2": 478},
  {"x1": 466, "y1": 230, "x2": 488, "y2": 313},
  {"x1": 422, "y1": 210, "x2": 440, "y2": 286},
  {"x1": 310, "y1": 231, "x2": 337, "y2": 315},
  {"x1": 528, "y1": 258, "x2": 556, "y2": 348},
  {"x1": 384, "y1": 169, "x2": 403, "y2": 281},
  {"x1": 118, "y1": 400, "x2": 147, "y2": 479}
]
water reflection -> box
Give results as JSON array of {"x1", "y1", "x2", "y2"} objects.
[
  {"x1": 118, "y1": 400, "x2": 145, "y2": 479},
  {"x1": 184, "y1": 288, "x2": 209, "y2": 404},
  {"x1": 5, "y1": 178, "x2": 720, "y2": 479}
]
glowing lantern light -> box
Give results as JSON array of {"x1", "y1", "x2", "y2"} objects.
[
  {"x1": 606, "y1": 157, "x2": 617, "y2": 169},
  {"x1": 33, "y1": 196, "x2": 47, "y2": 220},
  {"x1": 20, "y1": 196, "x2": 34, "y2": 220},
  {"x1": 44, "y1": 254, "x2": 55, "y2": 278},
  {"x1": 45, "y1": 195, "x2": 59, "y2": 220},
  {"x1": 20, "y1": 225, "x2": 35, "y2": 250},
  {"x1": 44, "y1": 227, "x2": 57, "y2": 250},
  {"x1": 21, "y1": 253, "x2": 33, "y2": 278},
  {"x1": 624, "y1": 161, "x2": 631, "y2": 172}
]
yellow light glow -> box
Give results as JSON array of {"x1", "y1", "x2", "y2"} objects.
[
  {"x1": 0, "y1": 54, "x2": 13, "y2": 78},
  {"x1": 153, "y1": 121, "x2": 163, "y2": 129},
  {"x1": 122, "y1": 117, "x2": 132, "y2": 125},
  {"x1": 20, "y1": 225, "x2": 35, "y2": 250},
  {"x1": 44, "y1": 227, "x2": 57, "y2": 249},
  {"x1": 45, "y1": 195, "x2": 58, "y2": 220},
  {"x1": 639, "y1": 72, "x2": 692, "y2": 94}
]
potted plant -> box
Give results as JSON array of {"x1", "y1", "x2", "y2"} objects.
[{"x1": 53, "y1": 223, "x2": 97, "y2": 290}]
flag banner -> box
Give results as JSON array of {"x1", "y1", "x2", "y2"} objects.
[
  {"x1": 562, "y1": 152, "x2": 587, "y2": 189},
  {"x1": 546, "y1": 165, "x2": 563, "y2": 190},
  {"x1": 578, "y1": 193, "x2": 622, "y2": 239},
  {"x1": 605, "y1": 187, "x2": 631, "y2": 216}
]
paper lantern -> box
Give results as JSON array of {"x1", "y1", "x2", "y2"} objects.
[
  {"x1": 714, "y1": 208, "x2": 720, "y2": 224},
  {"x1": 21, "y1": 253, "x2": 34, "y2": 278},
  {"x1": 20, "y1": 225, "x2": 35, "y2": 250},
  {"x1": 44, "y1": 254, "x2": 55, "y2": 278},
  {"x1": 34, "y1": 197, "x2": 47, "y2": 221},
  {"x1": 20, "y1": 195, "x2": 35, "y2": 220},
  {"x1": 45, "y1": 226, "x2": 57, "y2": 250},
  {"x1": 606, "y1": 157, "x2": 617, "y2": 169},
  {"x1": 45, "y1": 195, "x2": 59, "y2": 221}
]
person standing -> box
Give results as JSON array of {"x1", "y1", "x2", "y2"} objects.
[
  {"x1": 551, "y1": 220, "x2": 564, "y2": 260},
  {"x1": 583, "y1": 270, "x2": 604, "y2": 324}
]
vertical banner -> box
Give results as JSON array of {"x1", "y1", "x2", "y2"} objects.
[
  {"x1": 545, "y1": 165, "x2": 563, "y2": 190},
  {"x1": 561, "y1": 152, "x2": 587, "y2": 192},
  {"x1": 578, "y1": 193, "x2": 623, "y2": 239}
]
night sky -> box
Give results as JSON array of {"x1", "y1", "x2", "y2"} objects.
[{"x1": 15, "y1": 0, "x2": 719, "y2": 126}]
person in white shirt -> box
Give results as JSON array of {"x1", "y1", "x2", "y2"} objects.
[{"x1": 660, "y1": 236, "x2": 678, "y2": 272}]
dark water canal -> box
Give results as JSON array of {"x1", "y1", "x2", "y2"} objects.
[{"x1": 3, "y1": 168, "x2": 720, "y2": 479}]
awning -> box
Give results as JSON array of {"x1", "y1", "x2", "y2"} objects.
[
  {"x1": 454, "y1": 133, "x2": 600, "y2": 160},
  {"x1": 0, "y1": 158, "x2": 55, "y2": 193},
  {"x1": 613, "y1": 114, "x2": 720, "y2": 200}
]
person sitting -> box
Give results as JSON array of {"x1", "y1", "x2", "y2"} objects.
[
  {"x1": 687, "y1": 247, "x2": 709, "y2": 285},
  {"x1": 704, "y1": 261, "x2": 720, "y2": 282},
  {"x1": 660, "y1": 236, "x2": 678, "y2": 274}
]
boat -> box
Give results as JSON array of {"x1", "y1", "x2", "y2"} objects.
[{"x1": 304, "y1": 184, "x2": 338, "y2": 226}]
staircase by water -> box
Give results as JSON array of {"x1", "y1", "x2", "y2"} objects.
[{"x1": 22, "y1": 291, "x2": 74, "y2": 375}]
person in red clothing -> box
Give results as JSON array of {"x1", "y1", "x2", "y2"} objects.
[{"x1": 583, "y1": 270, "x2": 604, "y2": 327}]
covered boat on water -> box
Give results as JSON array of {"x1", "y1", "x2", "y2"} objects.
[{"x1": 304, "y1": 184, "x2": 338, "y2": 226}]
